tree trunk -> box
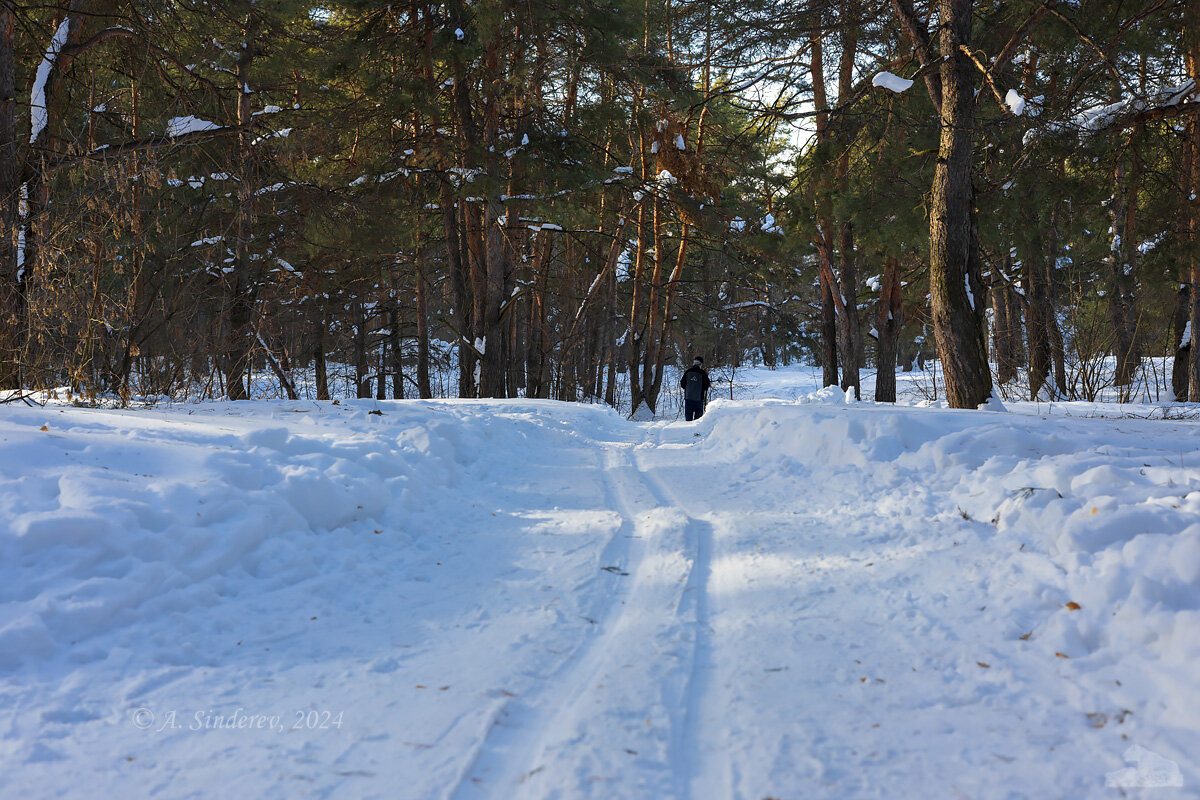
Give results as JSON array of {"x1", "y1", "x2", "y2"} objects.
[
  {"x1": 1186, "y1": 0, "x2": 1200, "y2": 400},
  {"x1": 819, "y1": 261, "x2": 839, "y2": 387},
  {"x1": 353, "y1": 299, "x2": 369, "y2": 398},
  {"x1": 224, "y1": 14, "x2": 260, "y2": 400},
  {"x1": 0, "y1": 6, "x2": 18, "y2": 388},
  {"x1": 1022, "y1": 234, "x2": 1052, "y2": 400},
  {"x1": 928, "y1": 0, "x2": 993, "y2": 408},
  {"x1": 875, "y1": 258, "x2": 903, "y2": 403},
  {"x1": 628, "y1": 191, "x2": 649, "y2": 414},
  {"x1": 990, "y1": 253, "x2": 1020, "y2": 385},
  {"x1": 377, "y1": 327, "x2": 388, "y2": 400},
  {"x1": 428, "y1": 4, "x2": 475, "y2": 398},
  {"x1": 414, "y1": 251, "x2": 432, "y2": 399},
  {"x1": 1173, "y1": 281, "x2": 1191, "y2": 400},
  {"x1": 837, "y1": 224, "x2": 861, "y2": 398},
  {"x1": 1107, "y1": 152, "x2": 1141, "y2": 389},
  {"x1": 478, "y1": 40, "x2": 508, "y2": 398},
  {"x1": 9, "y1": 5, "x2": 87, "y2": 390},
  {"x1": 835, "y1": 8, "x2": 861, "y2": 399},
  {"x1": 1045, "y1": 203, "x2": 1068, "y2": 397},
  {"x1": 314, "y1": 301, "x2": 329, "y2": 401},
  {"x1": 388, "y1": 298, "x2": 403, "y2": 399}
]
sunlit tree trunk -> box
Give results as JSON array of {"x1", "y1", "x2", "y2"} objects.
[{"x1": 928, "y1": 0, "x2": 992, "y2": 408}]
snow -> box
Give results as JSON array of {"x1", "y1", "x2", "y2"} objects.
[
  {"x1": 872, "y1": 71, "x2": 913, "y2": 93},
  {"x1": 165, "y1": 116, "x2": 221, "y2": 137},
  {"x1": 1181, "y1": 321, "x2": 1192, "y2": 350},
  {"x1": 4, "y1": 372, "x2": 1200, "y2": 797},
  {"x1": 722, "y1": 300, "x2": 770, "y2": 311},
  {"x1": 674, "y1": 133, "x2": 686, "y2": 150},
  {"x1": 251, "y1": 128, "x2": 292, "y2": 146},
  {"x1": 30, "y1": 18, "x2": 73, "y2": 144},
  {"x1": 1006, "y1": 88, "x2": 1027, "y2": 116}
]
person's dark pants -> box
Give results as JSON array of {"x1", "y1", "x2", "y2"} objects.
[{"x1": 685, "y1": 400, "x2": 704, "y2": 421}]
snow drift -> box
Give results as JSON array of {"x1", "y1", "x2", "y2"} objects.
[{"x1": 2, "y1": 389, "x2": 1198, "y2": 798}]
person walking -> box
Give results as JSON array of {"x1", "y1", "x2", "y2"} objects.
[{"x1": 680, "y1": 357, "x2": 711, "y2": 421}]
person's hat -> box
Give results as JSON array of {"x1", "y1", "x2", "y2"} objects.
[{"x1": 693, "y1": 356, "x2": 703, "y2": 364}]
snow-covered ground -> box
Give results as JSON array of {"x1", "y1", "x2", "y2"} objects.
[{"x1": 3, "y1": 368, "x2": 1199, "y2": 798}]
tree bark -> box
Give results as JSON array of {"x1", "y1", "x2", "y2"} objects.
[
  {"x1": 1173, "y1": 281, "x2": 1191, "y2": 400},
  {"x1": 224, "y1": 12, "x2": 260, "y2": 400},
  {"x1": 835, "y1": 6, "x2": 861, "y2": 398},
  {"x1": 477, "y1": 39, "x2": 508, "y2": 398},
  {"x1": 928, "y1": 0, "x2": 993, "y2": 408},
  {"x1": 1107, "y1": 150, "x2": 1141, "y2": 389},
  {"x1": 414, "y1": 251, "x2": 432, "y2": 399},
  {"x1": 820, "y1": 267, "x2": 839, "y2": 387},
  {"x1": 314, "y1": 299, "x2": 329, "y2": 401},
  {"x1": 0, "y1": 5, "x2": 17, "y2": 387},
  {"x1": 990, "y1": 253, "x2": 1020, "y2": 385},
  {"x1": 810, "y1": 34, "x2": 840, "y2": 389},
  {"x1": 1185, "y1": 0, "x2": 1200, "y2": 400},
  {"x1": 875, "y1": 258, "x2": 903, "y2": 403},
  {"x1": 389, "y1": 295, "x2": 403, "y2": 399},
  {"x1": 352, "y1": 298, "x2": 369, "y2": 398}
]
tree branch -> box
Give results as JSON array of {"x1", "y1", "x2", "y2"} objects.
[
  {"x1": 45, "y1": 124, "x2": 247, "y2": 172},
  {"x1": 889, "y1": 0, "x2": 942, "y2": 113},
  {"x1": 992, "y1": 0, "x2": 1059, "y2": 75}
]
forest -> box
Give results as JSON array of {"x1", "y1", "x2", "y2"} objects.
[{"x1": 2, "y1": 0, "x2": 1198, "y2": 413}]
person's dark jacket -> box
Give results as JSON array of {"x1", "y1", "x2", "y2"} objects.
[{"x1": 681, "y1": 365, "x2": 711, "y2": 403}]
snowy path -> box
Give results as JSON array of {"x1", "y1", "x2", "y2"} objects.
[{"x1": 3, "y1": 396, "x2": 1200, "y2": 797}]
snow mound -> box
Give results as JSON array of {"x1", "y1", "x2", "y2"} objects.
[{"x1": 5, "y1": 394, "x2": 1200, "y2": 796}]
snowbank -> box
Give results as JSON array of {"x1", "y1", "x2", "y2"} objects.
[{"x1": 3, "y1": 390, "x2": 1198, "y2": 797}]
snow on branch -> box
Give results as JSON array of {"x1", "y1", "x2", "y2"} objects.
[
  {"x1": 1005, "y1": 89, "x2": 1026, "y2": 117},
  {"x1": 1074, "y1": 81, "x2": 1199, "y2": 132},
  {"x1": 872, "y1": 72, "x2": 913, "y2": 94},
  {"x1": 166, "y1": 116, "x2": 220, "y2": 136}
]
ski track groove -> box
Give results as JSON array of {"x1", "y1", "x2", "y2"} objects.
[
  {"x1": 636, "y1": 425, "x2": 724, "y2": 800},
  {"x1": 448, "y1": 426, "x2": 665, "y2": 798}
]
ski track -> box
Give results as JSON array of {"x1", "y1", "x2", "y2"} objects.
[
  {"x1": 456, "y1": 420, "x2": 730, "y2": 799},
  {"x1": 636, "y1": 426, "x2": 723, "y2": 800},
  {"x1": 6, "y1": 395, "x2": 1200, "y2": 799},
  {"x1": 451, "y1": 424, "x2": 670, "y2": 797}
]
